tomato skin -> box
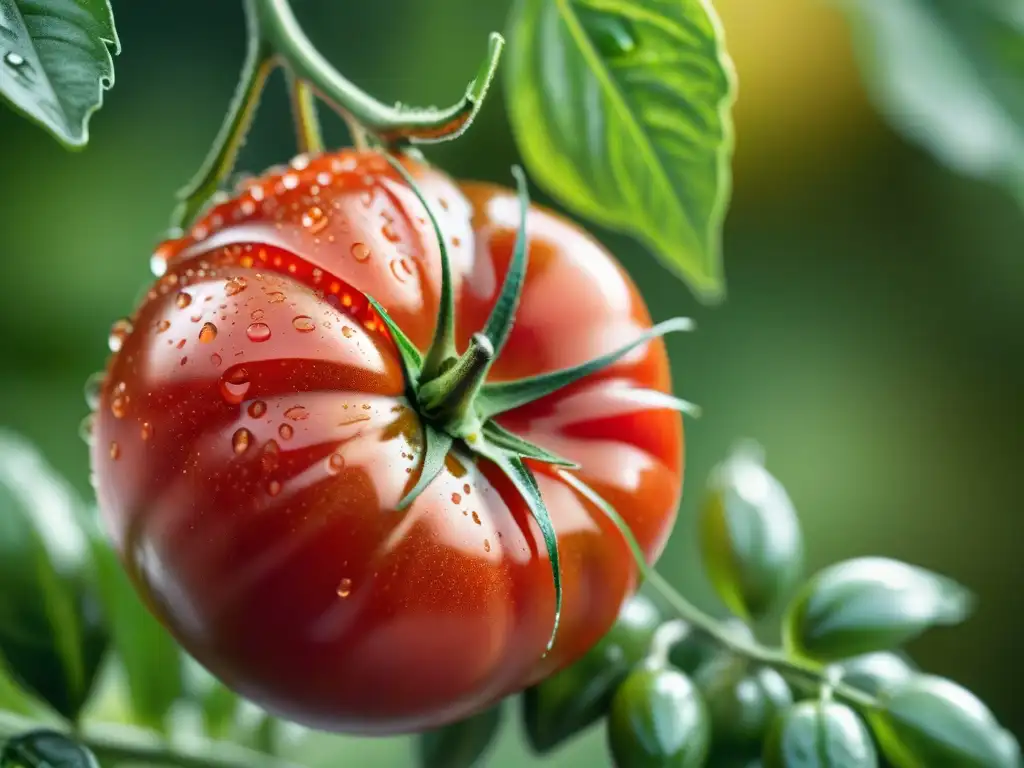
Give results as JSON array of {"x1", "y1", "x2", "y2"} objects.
[{"x1": 91, "y1": 150, "x2": 684, "y2": 734}]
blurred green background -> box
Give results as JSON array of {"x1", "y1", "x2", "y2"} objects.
[{"x1": 1, "y1": 0, "x2": 1021, "y2": 764}]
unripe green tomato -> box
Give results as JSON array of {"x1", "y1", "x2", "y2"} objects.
[
  {"x1": 523, "y1": 594, "x2": 661, "y2": 752},
  {"x1": 763, "y1": 700, "x2": 877, "y2": 768},
  {"x1": 607, "y1": 663, "x2": 710, "y2": 767},
  {"x1": 669, "y1": 619, "x2": 753, "y2": 676},
  {"x1": 696, "y1": 657, "x2": 793, "y2": 753}
]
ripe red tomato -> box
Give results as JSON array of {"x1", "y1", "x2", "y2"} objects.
[{"x1": 90, "y1": 150, "x2": 684, "y2": 734}]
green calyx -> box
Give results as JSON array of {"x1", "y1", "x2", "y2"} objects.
[{"x1": 369, "y1": 154, "x2": 698, "y2": 651}]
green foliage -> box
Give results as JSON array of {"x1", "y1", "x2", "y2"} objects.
[
  {"x1": 762, "y1": 700, "x2": 878, "y2": 768},
  {"x1": 416, "y1": 702, "x2": 505, "y2": 768},
  {"x1": 831, "y1": 652, "x2": 916, "y2": 699},
  {"x1": 0, "y1": 0, "x2": 118, "y2": 148},
  {"x1": 0, "y1": 730, "x2": 98, "y2": 768},
  {"x1": 606, "y1": 663, "x2": 710, "y2": 767},
  {"x1": 698, "y1": 441, "x2": 804, "y2": 621},
  {"x1": 0, "y1": 431, "x2": 107, "y2": 721},
  {"x1": 867, "y1": 675, "x2": 1019, "y2": 768},
  {"x1": 523, "y1": 594, "x2": 661, "y2": 753},
  {"x1": 783, "y1": 557, "x2": 974, "y2": 662},
  {"x1": 839, "y1": 0, "x2": 1024, "y2": 206},
  {"x1": 694, "y1": 657, "x2": 793, "y2": 754},
  {"x1": 668, "y1": 620, "x2": 751, "y2": 676},
  {"x1": 504, "y1": 0, "x2": 736, "y2": 300}
]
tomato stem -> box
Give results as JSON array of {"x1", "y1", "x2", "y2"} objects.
[
  {"x1": 285, "y1": 71, "x2": 324, "y2": 156},
  {"x1": 419, "y1": 333, "x2": 494, "y2": 436}
]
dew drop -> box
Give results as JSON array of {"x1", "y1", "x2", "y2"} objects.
[
  {"x1": 284, "y1": 405, "x2": 309, "y2": 421},
  {"x1": 79, "y1": 414, "x2": 95, "y2": 444},
  {"x1": 292, "y1": 315, "x2": 315, "y2": 332},
  {"x1": 278, "y1": 423, "x2": 294, "y2": 440},
  {"x1": 301, "y1": 206, "x2": 329, "y2": 234},
  {"x1": 199, "y1": 322, "x2": 218, "y2": 342},
  {"x1": 350, "y1": 242, "x2": 371, "y2": 262},
  {"x1": 180, "y1": 356, "x2": 188, "y2": 366},
  {"x1": 109, "y1": 441, "x2": 121, "y2": 460},
  {"x1": 251, "y1": 309, "x2": 265, "y2": 321},
  {"x1": 225, "y1": 277, "x2": 247, "y2": 296},
  {"x1": 451, "y1": 492, "x2": 462, "y2": 505},
  {"x1": 336, "y1": 578, "x2": 353, "y2": 598},
  {"x1": 248, "y1": 400, "x2": 267, "y2": 418},
  {"x1": 341, "y1": 326, "x2": 355, "y2": 338},
  {"x1": 267, "y1": 291, "x2": 286, "y2": 304},
  {"x1": 140, "y1": 422, "x2": 154, "y2": 441},
  {"x1": 472, "y1": 511, "x2": 481, "y2": 525},
  {"x1": 267, "y1": 479, "x2": 282, "y2": 496},
  {"x1": 110, "y1": 394, "x2": 129, "y2": 419},
  {"x1": 220, "y1": 368, "x2": 251, "y2": 405},
  {"x1": 210, "y1": 353, "x2": 223, "y2": 367},
  {"x1": 389, "y1": 258, "x2": 413, "y2": 283},
  {"x1": 232, "y1": 427, "x2": 252, "y2": 455},
  {"x1": 108, "y1": 318, "x2": 133, "y2": 352},
  {"x1": 381, "y1": 222, "x2": 400, "y2": 243},
  {"x1": 484, "y1": 539, "x2": 491, "y2": 553},
  {"x1": 579, "y1": 9, "x2": 637, "y2": 58},
  {"x1": 282, "y1": 173, "x2": 300, "y2": 190},
  {"x1": 246, "y1": 322, "x2": 271, "y2": 342},
  {"x1": 438, "y1": 198, "x2": 449, "y2": 211},
  {"x1": 176, "y1": 292, "x2": 192, "y2": 309},
  {"x1": 327, "y1": 453, "x2": 345, "y2": 474},
  {"x1": 84, "y1": 372, "x2": 104, "y2": 410},
  {"x1": 463, "y1": 483, "x2": 471, "y2": 495},
  {"x1": 156, "y1": 319, "x2": 171, "y2": 333}
]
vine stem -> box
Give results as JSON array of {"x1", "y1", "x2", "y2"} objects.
[
  {"x1": 171, "y1": 0, "x2": 503, "y2": 230},
  {"x1": 0, "y1": 711, "x2": 299, "y2": 768}
]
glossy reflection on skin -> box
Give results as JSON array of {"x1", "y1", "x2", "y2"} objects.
[{"x1": 92, "y1": 150, "x2": 684, "y2": 734}]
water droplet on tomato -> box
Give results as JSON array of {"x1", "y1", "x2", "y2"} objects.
[
  {"x1": 176, "y1": 292, "x2": 192, "y2": 309},
  {"x1": 225, "y1": 277, "x2": 247, "y2": 296},
  {"x1": 284, "y1": 405, "x2": 309, "y2": 421},
  {"x1": 108, "y1": 318, "x2": 133, "y2": 352},
  {"x1": 327, "y1": 453, "x2": 345, "y2": 474},
  {"x1": 199, "y1": 322, "x2": 218, "y2": 342},
  {"x1": 381, "y1": 222, "x2": 400, "y2": 243},
  {"x1": 341, "y1": 326, "x2": 354, "y2": 338},
  {"x1": 267, "y1": 291, "x2": 286, "y2": 304},
  {"x1": 301, "y1": 206, "x2": 329, "y2": 234},
  {"x1": 248, "y1": 400, "x2": 267, "y2": 418},
  {"x1": 232, "y1": 427, "x2": 252, "y2": 455},
  {"x1": 110, "y1": 394, "x2": 128, "y2": 419},
  {"x1": 109, "y1": 441, "x2": 121, "y2": 460},
  {"x1": 282, "y1": 173, "x2": 300, "y2": 190},
  {"x1": 389, "y1": 258, "x2": 413, "y2": 283},
  {"x1": 79, "y1": 414, "x2": 94, "y2": 444},
  {"x1": 351, "y1": 242, "x2": 371, "y2": 262},
  {"x1": 472, "y1": 511, "x2": 481, "y2": 525},
  {"x1": 210, "y1": 353, "x2": 223, "y2": 367},
  {"x1": 251, "y1": 308, "x2": 265, "y2": 321},
  {"x1": 278, "y1": 423, "x2": 293, "y2": 440},
  {"x1": 484, "y1": 539, "x2": 491, "y2": 552},
  {"x1": 84, "y1": 372, "x2": 104, "y2": 410},
  {"x1": 267, "y1": 479, "x2": 282, "y2": 496},
  {"x1": 463, "y1": 483, "x2": 471, "y2": 495},
  {"x1": 156, "y1": 319, "x2": 171, "y2": 333},
  {"x1": 140, "y1": 422, "x2": 154, "y2": 441},
  {"x1": 451, "y1": 492, "x2": 462, "y2": 504},
  {"x1": 246, "y1": 322, "x2": 271, "y2": 342},
  {"x1": 292, "y1": 315, "x2": 315, "y2": 332},
  {"x1": 337, "y1": 578, "x2": 352, "y2": 598},
  {"x1": 220, "y1": 368, "x2": 251, "y2": 404}
]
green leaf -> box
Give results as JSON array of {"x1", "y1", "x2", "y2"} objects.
[
  {"x1": 868, "y1": 675, "x2": 1016, "y2": 768},
  {"x1": 476, "y1": 317, "x2": 694, "y2": 420},
  {"x1": 384, "y1": 153, "x2": 456, "y2": 380},
  {"x1": 832, "y1": 652, "x2": 917, "y2": 699},
  {"x1": 694, "y1": 657, "x2": 793, "y2": 753},
  {"x1": 475, "y1": 447, "x2": 561, "y2": 651},
  {"x1": 0, "y1": 0, "x2": 119, "y2": 148},
  {"x1": 397, "y1": 423, "x2": 454, "y2": 510},
  {"x1": 366, "y1": 295, "x2": 423, "y2": 386},
  {"x1": 699, "y1": 440, "x2": 804, "y2": 621},
  {"x1": 0, "y1": 652, "x2": 52, "y2": 721},
  {"x1": 417, "y1": 702, "x2": 505, "y2": 768},
  {"x1": 80, "y1": 510, "x2": 182, "y2": 733},
  {"x1": 504, "y1": 0, "x2": 736, "y2": 299},
  {"x1": 523, "y1": 594, "x2": 661, "y2": 753},
  {"x1": 481, "y1": 422, "x2": 578, "y2": 469},
  {"x1": 0, "y1": 730, "x2": 98, "y2": 768},
  {"x1": 783, "y1": 557, "x2": 974, "y2": 662},
  {"x1": 838, "y1": 0, "x2": 1024, "y2": 206},
  {"x1": 0, "y1": 430, "x2": 106, "y2": 721},
  {"x1": 763, "y1": 700, "x2": 878, "y2": 768},
  {"x1": 607, "y1": 664, "x2": 711, "y2": 767}
]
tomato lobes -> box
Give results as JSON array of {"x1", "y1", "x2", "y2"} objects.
[{"x1": 91, "y1": 150, "x2": 684, "y2": 733}]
